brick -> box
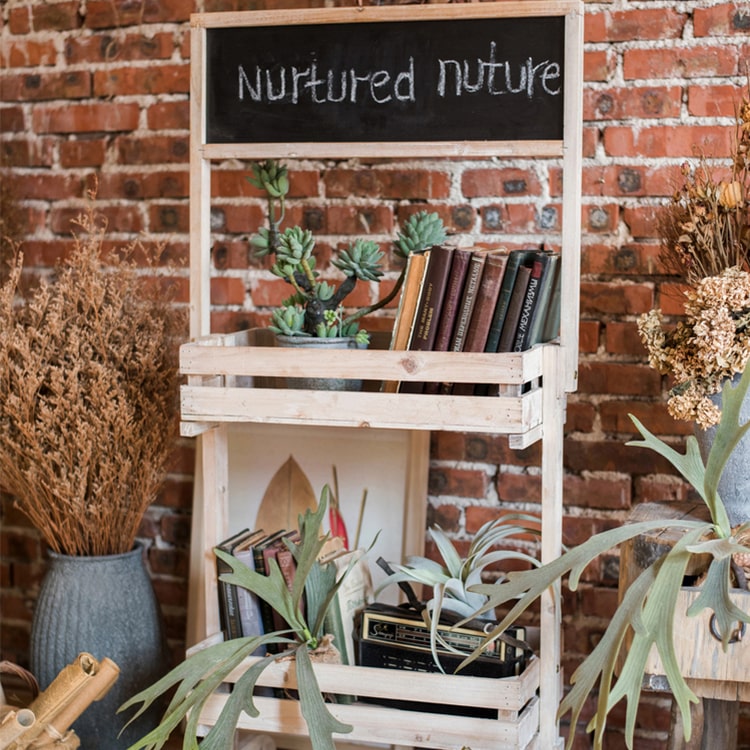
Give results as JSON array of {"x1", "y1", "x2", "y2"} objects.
[
  {"x1": 3, "y1": 39, "x2": 58, "y2": 67},
  {"x1": 327, "y1": 205, "x2": 393, "y2": 235},
  {"x1": 146, "y1": 100, "x2": 189, "y2": 130},
  {"x1": 694, "y1": 3, "x2": 750, "y2": 36},
  {"x1": 461, "y1": 168, "x2": 540, "y2": 198},
  {"x1": 585, "y1": 9, "x2": 686, "y2": 43},
  {"x1": 65, "y1": 31, "x2": 175, "y2": 64},
  {"x1": 623, "y1": 45, "x2": 738, "y2": 80},
  {"x1": 584, "y1": 86, "x2": 681, "y2": 122},
  {"x1": 687, "y1": 83, "x2": 747, "y2": 117},
  {"x1": 85, "y1": 0, "x2": 192, "y2": 28},
  {"x1": 578, "y1": 320, "x2": 600, "y2": 353},
  {"x1": 33, "y1": 102, "x2": 140, "y2": 134},
  {"x1": 59, "y1": 138, "x2": 108, "y2": 167},
  {"x1": 622, "y1": 205, "x2": 661, "y2": 241},
  {"x1": 580, "y1": 281, "x2": 653, "y2": 316},
  {"x1": 0, "y1": 106, "x2": 25, "y2": 132},
  {"x1": 97, "y1": 170, "x2": 189, "y2": 200},
  {"x1": 210, "y1": 276, "x2": 245, "y2": 306},
  {"x1": 324, "y1": 169, "x2": 450, "y2": 200},
  {"x1": 51, "y1": 205, "x2": 144, "y2": 235},
  {"x1": 605, "y1": 321, "x2": 646, "y2": 356},
  {"x1": 94, "y1": 63, "x2": 189, "y2": 97},
  {"x1": 5, "y1": 173, "x2": 86, "y2": 202},
  {"x1": 584, "y1": 49, "x2": 615, "y2": 83},
  {"x1": 1, "y1": 71, "x2": 91, "y2": 102},
  {"x1": 0, "y1": 138, "x2": 55, "y2": 168},
  {"x1": 582, "y1": 243, "x2": 663, "y2": 277},
  {"x1": 427, "y1": 467, "x2": 489, "y2": 499},
  {"x1": 656, "y1": 282, "x2": 689, "y2": 316},
  {"x1": 8, "y1": 6, "x2": 31, "y2": 35},
  {"x1": 148, "y1": 203, "x2": 188, "y2": 233},
  {"x1": 584, "y1": 203, "x2": 619, "y2": 233},
  {"x1": 497, "y1": 471, "x2": 541, "y2": 505},
  {"x1": 577, "y1": 362, "x2": 662, "y2": 397},
  {"x1": 599, "y1": 400, "x2": 684, "y2": 436},
  {"x1": 32, "y1": 1, "x2": 81, "y2": 31},
  {"x1": 635, "y1": 476, "x2": 692, "y2": 504},
  {"x1": 563, "y1": 474, "x2": 631, "y2": 511},
  {"x1": 115, "y1": 135, "x2": 189, "y2": 164},
  {"x1": 603, "y1": 125, "x2": 734, "y2": 159}
]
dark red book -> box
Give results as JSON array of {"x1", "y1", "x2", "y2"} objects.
[{"x1": 453, "y1": 252, "x2": 508, "y2": 395}]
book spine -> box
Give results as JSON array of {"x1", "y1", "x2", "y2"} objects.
[
  {"x1": 431, "y1": 249, "x2": 472, "y2": 352},
  {"x1": 498, "y1": 264, "x2": 532, "y2": 353},
  {"x1": 234, "y1": 549, "x2": 266, "y2": 652},
  {"x1": 449, "y1": 252, "x2": 487, "y2": 353},
  {"x1": 452, "y1": 253, "x2": 508, "y2": 396},
  {"x1": 484, "y1": 249, "x2": 533, "y2": 354},
  {"x1": 513, "y1": 259, "x2": 545, "y2": 352},
  {"x1": 216, "y1": 557, "x2": 242, "y2": 640},
  {"x1": 407, "y1": 245, "x2": 454, "y2": 352},
  {"x1": 526, "y1": 253, "x2": 560, "y2": 347}
]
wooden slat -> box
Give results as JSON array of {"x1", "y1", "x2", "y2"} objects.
[
  {"x1": 191, "y1": 1, "x2": 581, "y2": 29},
  {"x1": 224, "y1": 655, "x2": 539, "y2": 710},
  {"x1": 180, "y1": 386, "x2": 542, "y2": 434},
  {"x1": 180, "y1": 338, "x2": 545, "y2": 384},
  {"x1": 198, "y1": 694, "x2": 539, "y2": 750},
  {"x1": 201, "y1": 141, "x2": 563, "y2": 161}
]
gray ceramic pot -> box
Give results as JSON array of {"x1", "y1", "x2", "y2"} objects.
[
  {"x1": 30, "y1": 544, "x2": 168, "y2": 748},
  {"x1": 276, "y1": 334, "x2": 366, "y2": 391}
]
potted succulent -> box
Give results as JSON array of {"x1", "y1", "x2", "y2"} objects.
[
  {"x1": 0, "y1": 200, "x2": 185, "y2": 747},
  {"x1": 249, "y1": 160, "x2": 447, "y2": 345},
  {"x1": 120, "y1": 492, "x2": 368, "y2": 750}
]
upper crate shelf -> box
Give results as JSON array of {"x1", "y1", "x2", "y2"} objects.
[{"x1": 180, "y1": 329, "x2": 549, "y2": 439}]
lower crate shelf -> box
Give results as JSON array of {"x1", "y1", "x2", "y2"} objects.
[{"x1": 196, "y1": 654, "x2": 541, "y2": 750}]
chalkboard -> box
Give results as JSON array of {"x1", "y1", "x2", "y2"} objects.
[{"x1": 205, "y1": 14, "x2": 565, "y2": 144}]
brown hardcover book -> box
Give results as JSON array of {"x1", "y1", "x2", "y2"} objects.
[
  {"x1": 400, "y1": 245, "x2": 455, "y2": 394},
  {"x1": 498, "y1": 264, "x2": 532, "y2": 353},
  {"x1": 388, "y1": 251, "x2": 428, "y2": 353},
  {"x1": 431, "y1": 248, "x2": 473, "y2": 353},
  {"x1": 452, "y1": 252, "x2": 508, "y2": 396},
  {"x1": 449, "y1": 251, "x2": 488, "y2": 353}
]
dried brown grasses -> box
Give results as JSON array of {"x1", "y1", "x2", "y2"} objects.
[{"x1": 0, "y1": 204, "x2": 186, "y2": 556}]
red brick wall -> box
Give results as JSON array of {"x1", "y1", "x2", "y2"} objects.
[{"x1": 2, "y1": 1, "x2": 750, "y2": 747}]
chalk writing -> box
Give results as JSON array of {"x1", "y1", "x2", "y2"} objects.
[
  {"x1": 239, "y1": 58, "x2": 415, "y2": 105},
  {"x1": 437, "y1": 45, "x2": 561, "y2": 98}
]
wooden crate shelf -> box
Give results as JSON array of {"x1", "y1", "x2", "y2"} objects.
[
  {"x1": 196, "y1": 654, "x2": 541, "y2": 750},
  {"x1": 180, "y1": 329, "x2": 548, "y2": 441}
]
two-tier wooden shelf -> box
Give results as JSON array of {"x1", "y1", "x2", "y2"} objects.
[{"x1": 184, "y1": 3, "x2": 583, "y2": 748}]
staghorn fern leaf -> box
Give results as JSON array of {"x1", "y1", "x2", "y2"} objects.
[
  {"x1": 121, "y1": 491, "x2": 357, "y2": 750},
  {"x1": 296, "y1": 643, "x2": 352, "y2": 750},
  {"x1": 686, "y1": 555, "x2": 750, "y2": 649}
]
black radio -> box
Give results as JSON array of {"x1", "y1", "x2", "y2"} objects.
[{"x1": 354, "y1": 603, "x2": 531, "y2": 715}]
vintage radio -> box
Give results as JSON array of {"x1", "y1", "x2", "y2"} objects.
[{"x1": 354, "y1": 603, "x2": 531, "y2": 716}]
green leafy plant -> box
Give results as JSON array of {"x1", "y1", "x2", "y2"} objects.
[
  {"x1": 459, "y1": 367, "x2": 750, "y2": 749},
  {"x1": 120, "y1": 491, "x2": 366, "y2": 750},
  {"x1": 249, "y1": 160, "x2": 447, "y2": 342},
  {"x1": 376, "y1": 515, "x2": 540, "y2": 671}
]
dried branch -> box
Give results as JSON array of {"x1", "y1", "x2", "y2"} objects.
[{"x1": 0, "y1": 203, "x2": 186, "y2": 555}]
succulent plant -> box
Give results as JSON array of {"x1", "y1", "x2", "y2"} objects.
[{"x1": 249, "y1": 160, "x2": 447, "y2": 341}]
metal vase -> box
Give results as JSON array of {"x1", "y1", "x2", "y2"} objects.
[
  {"x1": 30, "y1": 544, "x2": 168, "y2": 748},
  {"x1": 693, "y1": 372, "x2": 750, "y2": 528},
  {"x1": 275, "y1": 335, "x2": 366, "y2": 391}
]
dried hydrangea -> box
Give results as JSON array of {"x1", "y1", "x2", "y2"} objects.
[{"x1": 639, "y1": 267, "x2": 750, "y2": 427}]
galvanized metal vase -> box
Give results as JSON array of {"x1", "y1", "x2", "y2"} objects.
[{"x1": 30, "y1": 544, "x2": 168, "y2": 748}]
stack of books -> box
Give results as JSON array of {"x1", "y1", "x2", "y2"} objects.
[
  {"x1": 388, "y1": 245, "x2": 562, "y2": 395},
  {"x1": 216, "y1": 528, "x2": 373, "y2": 667}
]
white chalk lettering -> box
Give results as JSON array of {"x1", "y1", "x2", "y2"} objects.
[
  {"x1": 237, "y1": 57, "x2": 415, "y2": 105},
  {"x1": 437, "y1": 44, "x2": 562, "y2": 99}
]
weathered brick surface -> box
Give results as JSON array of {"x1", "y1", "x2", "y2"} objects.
[{"x1": 4, "y1": 1, "x2": 750, "y2": 745}]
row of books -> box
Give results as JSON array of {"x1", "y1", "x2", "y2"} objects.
[
  {"x1": 216, "y1": 528, "x2": 373, "y2": 667},
  {"x1": 387, "y1": 245, "x2": 562, "y2": 395}
]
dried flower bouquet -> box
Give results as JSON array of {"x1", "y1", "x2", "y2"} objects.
[
  {"x1": 0, "y1": 205, "x2": 185, "y2": 556},
  {"x1": 639, "y1": 88, "x2": 750, "y2": 427}
]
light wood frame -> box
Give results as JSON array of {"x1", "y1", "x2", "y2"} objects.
[{"x1": 186, "y1": 3, "x2": 583, "y2": 748}]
